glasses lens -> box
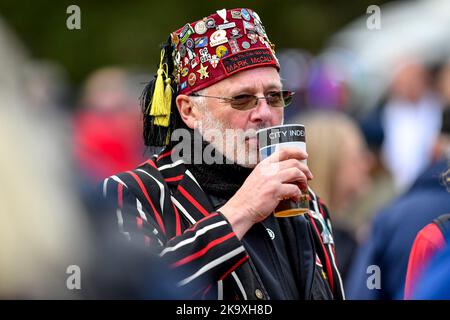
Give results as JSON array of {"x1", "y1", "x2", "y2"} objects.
[
  {"x1": 229, "y1": 91, "x2": 295, "y2": 110},
  {"x1": 266, "y1": 91, "x2": 294, "y2": 108},
  {"x1": 282, "y1": 91, "x2": 294, "y2": 107},
  {"x1": 266, "y1": 91, "x2": 284, "y2": 107},
  {"x1": 230, "y1": 95, "x2": 256, "y2": 110}
]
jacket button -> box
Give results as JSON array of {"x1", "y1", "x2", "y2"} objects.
[{"x1": 255, "y1": 289, "x2": 264, "y2": 299}]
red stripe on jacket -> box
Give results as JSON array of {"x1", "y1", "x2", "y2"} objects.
[
  {"x1": 172, "y1": 203, "x2": 182, "y2": 237},
  {"x1": 178, "y1": 185, "x2": 210, "y2": 217},
  {"x1": 171, "y1": 232, "x2": 236, "y2": 268},
  {"x1": 157, "y1": 149, "x2": 173, "y2": 161},
  {"x1": 165, "y1": 175, "x2": 184, "y2": 183},
  {"x1": 219, "y1": 255, "x2": 249, "y2": 281},
  {"x1": 127, "y1": 171, "x2": 167, "y2": 235},
  {"x1": 138, "y1": 159, "x2": 157, "y2": 169}
]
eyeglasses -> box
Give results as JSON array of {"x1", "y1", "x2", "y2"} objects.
[{"x1": 189, "y1": 90, "x2": 295, "y2": 111}]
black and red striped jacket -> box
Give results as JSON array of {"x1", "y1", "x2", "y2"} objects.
[{"x1": 102, "y1": 146, "x2": 345, "y2": 299}]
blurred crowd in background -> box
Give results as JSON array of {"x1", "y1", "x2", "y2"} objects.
[{"x1": 0, "y1": 0, "x2": 449, "y2": 299}]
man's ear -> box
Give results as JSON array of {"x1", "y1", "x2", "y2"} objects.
[{"x1": 176, "y1": 94, "x2": 201, "y2": 129}]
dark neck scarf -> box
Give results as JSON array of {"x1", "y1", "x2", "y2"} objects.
[{"x1": 181, "y1": 131, "x2": 253, "y2": 200}]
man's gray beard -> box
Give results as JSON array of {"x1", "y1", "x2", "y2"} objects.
[{"x1": 198, "y1": 108, "x2": 268, "y2": 168}]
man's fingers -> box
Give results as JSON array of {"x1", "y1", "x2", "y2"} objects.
[
  {"x1": 277, "y1": 167, "x2": 308, "y2": 185},
  {"x1": 271, "y1": 159, "x2": 313, "y2": 180},
  {"x1": 278, "y1": 184, "x2": 302, "y2": 201},
  {"x1": 265, "y1": 148, "x2": 308, "y2": 164}
]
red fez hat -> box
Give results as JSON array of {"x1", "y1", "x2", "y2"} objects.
[
  {"x1": 143, "y1": 8, "x2": 279, "y2": 146},
  {"x1": 171, "y1": 8, "x2": 279, "y2": 95}
]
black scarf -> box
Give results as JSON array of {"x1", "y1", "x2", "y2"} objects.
[{"x1": 181, "y1": 131, "x2": 253, "y2": 200}]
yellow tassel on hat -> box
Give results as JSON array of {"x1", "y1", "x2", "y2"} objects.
[
  {"x1": 147, "y1": 49, "x2": 172, "y2": 127},
  {"x1": 157, "y1": 73, "x2": 172, "y2": 127}
]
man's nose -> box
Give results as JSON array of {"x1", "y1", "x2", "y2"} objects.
[{"x1": 249, "y1": 97, "x2": 274, "y2": 123}]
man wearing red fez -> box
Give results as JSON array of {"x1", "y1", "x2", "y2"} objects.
[{"x1": 103, "y1": 8, "x2": 344, "y2": 300}]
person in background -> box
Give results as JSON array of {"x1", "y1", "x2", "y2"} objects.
[
  {"x1": 346, "y1": 104, "x2": 450, "y2": 300},
  {"x1": 295, "y1": 111, "x2": 373, "y2": 282},
  {"x1": 0, "y1": 104, "x2": 182, "y2": 299},
  {"x1": 404, "y1": 107, "x2": 450, "y2": 299},
  {"x1": 0, "y1": 15, "x2": 182, "y2": 299},
  {"x1": 0, "y1": 19, "x2": 91, "y2": 296},
  {"x1": 381, "y1": 58, "x2": 442, "y2": 192},
  {"x1": 72, "y1": 67, "x2": 146, "y2": 183},
  {"x1": 405, "y1": 213, "x2": 450, "y2": 299}
]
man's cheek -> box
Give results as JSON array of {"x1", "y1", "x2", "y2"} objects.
[{"x1": 274, "y1": 110, "x2": 284, "y2": 125}]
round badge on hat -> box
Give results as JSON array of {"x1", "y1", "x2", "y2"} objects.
[
  {"x1": 194, "y1": 20, "x2": 207, "y2": 35},
  {"x1": 242, "y1": 41, "x2": 250, "y2": 49},
  {"x1": 216, "y1": 45, "x2": 228, "y2": 58},
  {"x1": 188, "y1": 73, "x2": 197, "y2": 86},
  {"x1": 205, "y1": 18, "x2": 216, "y2": 29},
  {"x1": 186, "y1": 38, "x2": 194, "y2": 49}
]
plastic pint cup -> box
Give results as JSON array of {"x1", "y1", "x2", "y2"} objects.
[{"x1": 257, "y1": 124, "x2": 309, "y2": 217}]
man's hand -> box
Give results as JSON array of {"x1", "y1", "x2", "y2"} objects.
[{"x1": 219, "y1": 148, "x2": 313, "y2": 239}]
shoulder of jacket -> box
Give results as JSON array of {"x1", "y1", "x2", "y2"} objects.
[{"x1": 102, "y1": 161, "x2": 166, "y2": 195}]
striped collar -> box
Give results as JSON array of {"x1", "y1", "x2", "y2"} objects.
[{"x1": 151, "y1": 146, "x2": 216, "y2": 224}]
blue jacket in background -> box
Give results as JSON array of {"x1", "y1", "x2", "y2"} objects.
[{"x1": 346, "y1": 159, "x2": 450, "y2": 300}]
